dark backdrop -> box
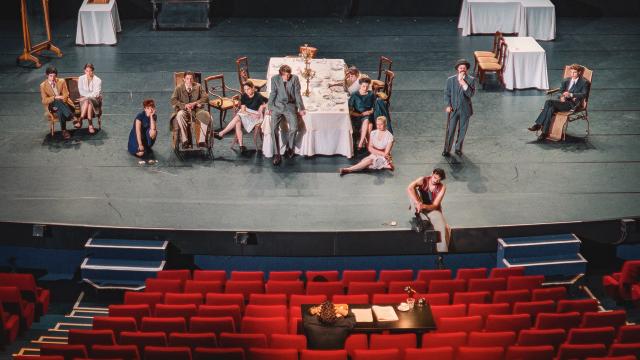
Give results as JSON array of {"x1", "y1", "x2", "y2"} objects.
[{"x1": 5, "y1": 0, "x2": 640, "y2": 21}]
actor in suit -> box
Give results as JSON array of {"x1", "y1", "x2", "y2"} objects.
[
  {"x1": 528, "y1": 64, "x2": 590, "y2": 140},
  {"x1": 443, "y1": 59, "x2": 476, "y2": 156},
  {"x1": 304, "y1": 301, "x2": 356, "y2": 350},
  {"x1": 40, "y1": 66, "x2": 76, "y2": 140},
  {"x1": 170, "y1": 72, "x2": 212, "y2": 148},
  {"x1": 267, "y1": 64, "x2": 305, "y2": 166}
]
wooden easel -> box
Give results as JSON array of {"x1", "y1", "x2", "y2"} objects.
[{"x1": 17, "y1": 0, "x2": 63, "y2": 68}]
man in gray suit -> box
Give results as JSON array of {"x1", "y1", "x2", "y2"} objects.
[
  {"x1": 443, "y1": 59, "x2": 476, "y2": 157},
  {"x1": 268, "y1": 65, "x2": 306, "y2": 166}
]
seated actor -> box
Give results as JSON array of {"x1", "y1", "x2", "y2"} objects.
[
  {"x1": 214, "y1": 81, "x2": 268, "y2": 154},
  {"x1": 340, "y1": 116, "x2": 394, "y2": 175},
  {"x1": 77, "y1": 63, "x2": 102, "y2": 134},
  {"x1": 40, "y1": 66, "x2": 76, "y2": 140},
  {"x1": 304, "y1": 301, "x2": 356, "y2": 350},
  {"x1": 407, "y1": 168, "x2": 450, "y2": 253},
  {"x1": 170, "y1": 72, "x2": 212, "y2": 148},
  {"x1": 128, "y1": 99, "x2": 157, "y2": 157},
  {"x1": 528, "y1": 64, "x2": 590, "y2": 140},
  {"x1": 349, "y1": 78, "x2": 376, "y2": 151}
]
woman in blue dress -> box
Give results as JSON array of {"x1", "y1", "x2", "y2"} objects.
[
  {"x1": 128, "y1": 99, "x2": 157, "y2": 157},
  {"x1": 349, "y1": 78, "x2": 377, "y2": 151}
]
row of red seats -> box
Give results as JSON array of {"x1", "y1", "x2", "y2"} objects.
[
  {"x1": 0, "y1": 273, "x2": 50, "y2": 346},
  {"x1": 31, "y1": 329, "x2": 640, "y2": 360},
  {"x1": 142, "y1": 276, "x2": 547, "y2": 300},
  {"x1": 155, "y1": 267, "x2": 527, "y2": 284},
  {"x1": 602, "y1": 260, "x2": 640, "y2": 304}
]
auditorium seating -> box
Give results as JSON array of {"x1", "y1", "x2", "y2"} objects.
[
  {"x1": 0, "y1": 272, "x2": 50, "y2": 320},
  {"x1": 0, "y1": 286, "x2": 34, "y2": 332},
  {"x1": 1, "y1": 303, "x2": 20, "y2": 346},
  {"x1": 602, "y1": 260, "x2": 640, "y2": 303}
]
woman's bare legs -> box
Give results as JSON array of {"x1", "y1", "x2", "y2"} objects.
[
  {"x1": 357, "y1": 119, "x2": 370, "y2": 149},
  {"x1": 340, "y1": 157, "x2": 373, "y2": 175}
]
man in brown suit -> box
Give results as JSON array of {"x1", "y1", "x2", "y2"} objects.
[
  {"x1": 170, "y1": 72, "x2": 212, "y2": 147},
  {"x1": 40, "y1": 66, "x2": 76, "y2": 140}
]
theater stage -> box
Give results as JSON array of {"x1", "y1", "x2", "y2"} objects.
[{"x1": 0, "y1": 17, "x2": 639, "y2": 253}]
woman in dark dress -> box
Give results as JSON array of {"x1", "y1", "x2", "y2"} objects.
[
  {"x1": 128, "y1": 99, "x2": 157, "y2": 157},
  {"x1": 349, "y1": 78, "x2": 376, "y2": 151},
  {"x1": 214, "y1": 81, "x2": 268, "y2": 153}
]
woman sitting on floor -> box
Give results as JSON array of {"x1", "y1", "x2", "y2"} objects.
[
  {"x1": 128, "y1": 99, "x2": 157, "y2": 158},
  {"x1": 214, "y1": 81, "x2": 268, "y2": 153},
  {"x1": 349, "y1": 78, "x2": 377, "y2": 151},
  {"x1": 340, "y1": 116, "x2": 394, "y2": 175},
  {"x1": 77, "y1": 63, "x2": 102, "y2": 134}
]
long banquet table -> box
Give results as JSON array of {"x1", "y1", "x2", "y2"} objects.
[{"x1": 261, "y1": 57, "x2": 353, "y2": 159}]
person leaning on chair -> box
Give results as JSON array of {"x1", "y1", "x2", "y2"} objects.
[
  {"x1": 267, "y1": 64, "x2": 305, "y2": 166},
  {"x1": 528, "y1": 64, "x2": 590, "y2": 140},
  {"x1": 443, "y1": 59, "x2": 476, "y2": 157},
  {"x1": 170, "y1": 71, "x2": 212, "y2": 148},
  {"x1": 40, "y1": 66, "x2": 77, "y2": 140},
  {"x1": 77, "y1": 63, "x2": 102, "y2": 135}
]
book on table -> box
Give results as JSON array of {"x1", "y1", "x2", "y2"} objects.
[{"x1": 372, "y1": 305, "x2": 399, "y2": 322}]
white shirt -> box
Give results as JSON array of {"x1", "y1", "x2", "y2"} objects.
[{"x1": 78, "y1": 74, "x2": 102, "y2": 98}]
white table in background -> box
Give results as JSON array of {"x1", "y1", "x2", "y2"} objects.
[
  {"x1": 76, "y1": 0, "x2": 122, "y2": 45},
  {"x1": 503, "y1": 36, "x2": 549, "y2": 90},
  {"x1": 262, "y1": 57, "x2": 353, "y2": 159},
  {"x1": 458, "y1": 0, "x2": 555, "y2": 40}
]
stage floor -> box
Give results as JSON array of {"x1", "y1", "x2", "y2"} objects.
[{"x1": 0, "y1": 17, "x2": 639, "y2": 233}]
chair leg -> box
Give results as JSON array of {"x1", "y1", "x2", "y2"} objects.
[{"x1": 219, "y1": 110, "x2": 225, "y2": 130}]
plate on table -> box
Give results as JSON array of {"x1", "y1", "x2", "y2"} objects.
[
  {"x1": 397, "y1": 303, "x2": 410, "y2": 312},
  {"x1": 306, "y1": 105, "x2": 318, "y2": 112}
]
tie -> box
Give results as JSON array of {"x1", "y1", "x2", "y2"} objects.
[
  {"x1": 569, "y1": 80, "x2": 576, "y2": 91},
  {"x1": 284, "y1": 81, "x2": 294, "y2": 103}
]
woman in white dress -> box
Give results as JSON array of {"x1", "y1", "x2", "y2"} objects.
[
  {"x1": 339, "y1": 116, "x2": 394, "y2": 175},
  {"x1": 77, "y1": 63, "x2": 102, "y2": 134}
]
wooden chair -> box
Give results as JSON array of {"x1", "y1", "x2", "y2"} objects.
[
  {"x1": 473, "y1": 32, "x2": 502, "y2": 75},
  {"x1": 545, "y1": 65, "x2": 593, "y2": 141},
  {"x1": 477, "y1": 41, "x2": 506, "y2": 88},
  {"x1": 236, "y1": 56, "x2": 267, "y2": 92},
  {"x1": 46, "y1": 78, "x2": 103, "y2": 136},
  {"x1": 170, "y1": 71, "x2": 213, "y2": 160},
  {"x1": 376, "y1": 70, "x2": 395, "y2": 107},
  {"x1": 204, "y1": 74, "x2": 240, "y2": 129},
  {"x1": 372, "y1": 56, "x2": 392, "y2": 92}
]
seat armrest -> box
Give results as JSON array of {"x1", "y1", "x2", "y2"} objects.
[{"x1": 546, "y1": 88, "x2": 560, "y2": 95}]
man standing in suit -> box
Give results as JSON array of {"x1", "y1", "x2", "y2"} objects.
[
  {"x1": 267, "y1": 65, "x2": 305, "y2": 166},
  {"x1": 528, "y1": 64, "x2": 590, "y2": 140},
  {"x1": 443, "y1": 59, "x2": 476, "y2": 157},
  {"x1": 40, "y1": 66, "x2": 76, "y2": 140}
]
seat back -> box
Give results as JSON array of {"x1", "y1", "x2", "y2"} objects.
[
  {"x1": 219, "y1": 332, "x2": 268, "y2": 350},
  {"x1": 141, "y1": 316, "x2": 187, "y2": 334},
  {"x1": 517, "y1": 328, "x2": 566, "y2": 350},
  {"x1": 531, "y1": 286, "x2": 567, "y2": 302},
  {"x1": 456, "y1": 268, "x2": 487, "y2": 281},
  {"x1": 190, "y1": 316, "x2": 235, "y2": 334},
  {"x1": 91, "y1": 344, "x2": 140, "y2": 360},
  {"x1": 249, "y1": 348, "x2": 298, "y2": 360},
  {"x1": 154, "y1": 304, "x2": 198, "y2": 319},
  {"x1": 197, "y1": 304, "x2": 241, "y2": 329},
  {"x1": 557, "y1": 299, "x2": 599, "y2": 313},
  {"x1": 245, "y1": 304, "x2": 288, "y2": 318},
  {"x1": 457, "y1": 346, "x2": 504, "y2": 360},
  {"x1": 428, "y1": 280, "x2": 466, "y2": 295},
  {"x1": 165, "y1": 293, "x2": 204, "y2": 306},
  {"x1": 377, "y1": 56, "x2": 393, "y2": 81},
  {"x1": 230, "y1": 271, "x2": 265, "y2": 282},
  {"x1": 240, "y1": 316, "x2": 287, "y2": 335},
  {"x1": 333, "y1": 294, "x2": 369, "y2": 305},
  {"x1": 169, "y1": 332, "x2": 217, "y2": 349},
  {"x1": 119, "y1": 331, "x2": 167, "y2": 355},
  {"x1": 306, "y1": 281, "x2": 344, "y2": 298},
  {"x1": 378, "y1": 269, "x2": 413, "y2": 285},
  {"x1": 265, "y1": 280, "x2": 305, "y2": 297},
  {"x1": 192, "y1": 270, "x2": 227, "y2": 283},
  {"x1": 489, "y1": 266, "x2": 525, "y2": 279},
  {"x1": 300, "y1": 349, "x2": 347, "y2": 360},
  {"x1": 145, "y1": 278, "x2": 182, "y2": 293},
  {"x1": 535, "y1": 312, "x2": 581, "y2": 331},
  {"x1": 468, "y1": 278, "x2": 507, "y2": 293},
  {"x1": 269, "y1": 333, "x2": 307, "y2": 349},
  {"x1": 67, "y1": 329, "x2": 116, "y2": 348},
  {"x1": 506, "y1": 276, "x2": 544, "y2": 291},
  {"x1": 224, "y1": 280, "x2": 264, "y2": 299},
  {"x1": 40, "y1": 343, "x2": 88, "y2": 359},
  {"x1": 92, "y1": 317, "x2": 137, "y2": 338},
  {"x1": 387, "y1": 281, "x2": 427, "y2": 294},
  {"x1": 249, "y1": 293, "x2": 288, "y2": 305},
  {"x1": 422, "y1": 332, "x2": 467, "y2": 351},
  {"x1": 513, "y1": 300, "x2": 556, "y2": 321},
  {"x1": 556, "y1": 343, "x2": 607, "y2": 360},
  {"x1": 352, "y1": 348, "x2": 400, "y2": 360},
  {"x1": 305, "y1": 270, "x2": 340, "y2": 282},
  {"x1": 468, "y1": 331, "x2": 516, "y2": 347},
  {"x1": 347, "y1": 281, "x2": 386, "y2": 301},
  {"x1": 205, "y1": 293, "x2": 245, "y2": 311},
  {"x1": 430, "y1": 304, "x2": 467, "y2": 322},
  {"x1": 505, "y1": 345, "x2": 554, "y2": 360},
  {"x1": 580, "y1": 310, "x2": 627, "y2": 329},
  {"x1": 485, "y1": 314, "x2": 532, "y2": 333},
  {"x1": 108, "y1": 304, "x2": 150, "y2": 328},
  {"x1": 567, "y1": 326, "x2": 616, "y2": 345},
  {"x1": 236, "y1": 56, "x2": 251, "y2": 92},
  {"x1": 183, "y1": 280, "x2": 223, "y2": 295},
  {"x1": 416, "y1": 269, "x2": 453, "y2": 290},
  {"x1": 342, "y1": 270, "x2": 377, "y2": 286},
  {"x1": 468, "y1": 303, "x2": 511, "y2": 320},
  {"x1": 437, "y1": 315, "x2": 483, "y2": 332},
  {"x1": 290, "y1": 294, "x2": 327, "y2": 307},
  {"x1": 144, "y1": 345, "x2": 192, "y2": 360},
  {"x1": 452, "y1": 291, "x2": 490, "y2": 305},
  {"x1": 562, "y1": 64, "x2": 593, "y2": 112},
  {"x1": 194, "y1": 347, "x2": 245, "y2": 360},
  {"x1": 616, "y1": 324, "x2": 640, "y2": 343},
  {"x1": 124, "y1": 291, "x2": 164, "y2": 311},
  {"x1": 269, "y1": 271, "x2": 302, "y2": 281}
]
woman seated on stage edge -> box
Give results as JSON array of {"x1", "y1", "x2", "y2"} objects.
[
  {"x1": 128, "y1": 99, "x2": 157, "y2": 158},
  {"x1": 214, "y1": 80, "x2": 267, "y2": 153},
  {"x1": 340, "y1": 116, "x2": 394, "y2": 175}
]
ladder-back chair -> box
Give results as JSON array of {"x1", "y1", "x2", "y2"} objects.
[
  {"x1": 204, "y1": 74, "x2": 240, "y2": 129},
  {"x1": 236, "y1": 57, "x2": 267, "y2": 93},
  {"x1": 372, "y1": 56, "x2": 393, "y2": 92}
]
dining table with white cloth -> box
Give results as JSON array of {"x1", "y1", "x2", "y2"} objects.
[
  {"x1": 261, "y1": 57, "x2": 353, "y2": 158},
  {"x1": 458, "y1": 0, "x2": 555, "y2": 41},
  {"x1": 502, "y1": 36, "x2": 549, "y2": 90},
  {"x1": 76, "y1": 0, "x2": 122, "y2": 45}
]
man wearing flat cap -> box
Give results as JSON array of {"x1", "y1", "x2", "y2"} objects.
[{"x1": 443, "y1": 59, "x2": 476, "y2": 156}]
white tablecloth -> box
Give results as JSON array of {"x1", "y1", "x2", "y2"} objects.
[
  {"x1": 458, "y1": 0, "x2": 555, "y2": 40},
  {"x1": 503, "y1": 37, "x2": 549, "y2": 90},
  {"x1": 262, "y1": 57, "x2": 353, "y2": 158},
  {"x1": 76, "y1": 0, "x2": 121, "y2": 45}
]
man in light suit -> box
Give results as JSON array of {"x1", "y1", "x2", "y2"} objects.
[
  {"x1": 171, "y1": 71, "x2": 212, "y2": 148},
  {"x1": 40, "y1": 66, "x2": 76, "y2": 140},
  {"x1": 267, "y1": 65, "x2": 305, "y2": 166},
  {"x1": 528, "y1": 64, "x2": 590, "y2": 140},
  {"x1": 443, "y1": 59, "x2": 476, "y2": 157}
]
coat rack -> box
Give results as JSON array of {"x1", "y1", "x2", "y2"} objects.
[{"x1": 17, "y1": 0, "x2": 63, "y2": 68}]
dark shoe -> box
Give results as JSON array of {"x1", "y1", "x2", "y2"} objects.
[
  {"x1": 213, "y1": 132, "x2": 223, "y2": 140},
  {"x1": 537, "y1": 134, "x2": 547, "y2": 141},
  {"x1": 285, "y1": 148, "x2": 295, "y2": 159},
  {"x1": 62, "y1": 130, "x2": 71, "y2": 140},
  {"x1": 528, "y1": 124, "x2": 541, "y2": 131},
  {"x1": 198, "y1": 142, "x2": 207, "y2": 148},
  {"x1": 181, "y1": 141, "x2": 192, "y2": 149},
  {"x1": 441, "y1": 151, "x2": 450, "y2": 157},
  {"x1": 455, "y1": 149, "x2": 462, "y2": 156},
  {"x1": 239, "y1": 145, "x2": 247, "y2": 154},
  {"x1": 273, "y1": 154, "x2": 282, "y2": 166}
]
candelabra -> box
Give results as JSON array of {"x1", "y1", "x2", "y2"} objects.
[{"x1": 299, "y1": 44, "x2": 317, "y2": 97}]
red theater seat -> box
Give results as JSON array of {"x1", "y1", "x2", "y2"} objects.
[
  {"x1": 378, "y1": 270, "x2": 414, "y2": 285},
  {"x1": 165, "y1": 293, "x2": 203, "y2": 306},
  {"x1": 344, "y1": 334, "x2": 368, "y2": 358},
  {"x1": 489, "y1": 267, "x2": 525, "y2": 279},
  {"x1": 387, "y1": 281, "x2": 427, "y2": 294},
  {"x1": 264, "y1": 281, "x2": 305, "y2": 298},
  {"x1": 0, "y1": 286, "x2": 34, "y2": 331},
  {"x1": 416, "y1": 269, "x2": 452, "y2": 291},
  {"x1": 616, "y1": 324, "x2": 640, "y2": 343},
  {"x1": 531, "y1": 286, "x2": 567, "y2": 302},
  {"x1": 141, "y1": 316, "x2": 187, "y2": 334},
  {"x1": 300, "y1": 349, "x2": 347, "y2": 360},
  {"x1": 467, "y1": 278, "x2": 507, "y2": 294},
  {"x1": 437, "y1": 315, "x2": 483, "y2": 332},
  {"x1": 557, "y1": 299, "x2": 599, "y2": 313},
  {"x1": 124, "y1": 292, "x2": 164, "y2": 311},
  {"x1": 119, "y1": 331, "x2": 167, "y2": 356},
  {"x1": 1, "y1": 303, "x2": 19, "y2": 345},
  {"x1": 423, "y1": 293, "x2": 450, "y2": 305},
  {"x1": 145, "y1": 278, "x2": 182, "y2": 293},
  {"x1": 269, "y1": 333, "x2": 307, "y2": 349},
  {"x1": 352, "y1": 348, "x2": 400, "y2": 360},
  {"x1": 225, "y1": 280, "x2": 265, "y2": 299},
  {"x1": 468, "y1": 331, "x2": 516, "y2": 347},
  {"x1": 92, "y1": 317, "x2": 137, "y2": 339},
  {"x1": 108, "y1": 304, "x2": 150, "y2": 328},
  {"x1": 249, "y1": 294, "x2": 287, "y2": 306},
  {"x1": 608, "y1": 343, "x2": 640, "y2": 356},
  {"x1": 40, "y1": 343, "x2": 88, "y2": 360},
  {"x1": 580, "y1": 310, "x2": 627, "y2": 329},
  {"x1": 371, "y1": 293, "x2": 407, "y2": 304},
  {"x1": 154, "y1": 304, "x2": 197, "y2": 319},
  {"x1": 452, "y1": 291, "x2": 490, "y2": 305},
  {"x1": 290, "y1": 295, "x2": 327, "y2": 308},
  {"x1": 305, "y1": 271, "x2": 340, "y2": 282},
  {"x1": 91, "y1": 344, "x2": 140, "y2": 360},
  {"x1": 484, "y1": 314, "x2": 531, "y2": 333},
  {"x1": 492, "y1": 290, "x2": 530, "y2": 309},
  {"x1": 192, "y1": 270, "x2": 227, "y2": 284},
  {"x1": 269, "y1": 271, "x2": 302, "y2": 281},
  {"x1": 218, "y1": 332, "x2": 268, "y2": 351},
  {"x1": 347, "y1": 282, "x2": 386, "y2": 301},
  {"x1": 144, "y1": 345, "x2": 192, "y2": 360},
  {"x1": 13, "y1": 357, "x2": 64, "y2": 360},
  {"x1": 197, "y1": 305, "x2": 241, "y2": 329},
  {"x1": 193, "y1": 347, "x2": 245, "y2": 360},
  {"x1": 506, "y1": 276, "x2": 544, "y2": 291},
  {"x1": 245, "y1": 305, "x2": 287, "y2": 318},
  {"x1": 456, "y1": 268, "x2": 487, "y2": 282},
  {"x1": 332, "y1": 294, "x2": 369, "y2": 305},
  {"x1": 190, "y1": 316, "x2": 235, "y2": 335},
  {"x1": 157, "y1": 270, "x2": 191, "y2": 282},
  {"x1": 169, "y1": 332, "x2": 217, "y2": 349},
  {"x1": 342, "y1": 270, "x2": 377, "y2": 287},
  {"x1": 370, "y1": 333, "x2": 416, "y2": 357},
  {"x1": 556, "y1": 343, "x2": 607, "y2": 360},
  {"x1": 240, "y1": 317, "x2": 287, "y2": 335},
  {"x1": 535, "y1": 312, "x2": 581, "y2": 331},
  {"x1": 602, "y1": 260, "x2": 640, "y2": 301},
  {"x1": 512, "y1": 300, "x2": 555, "y2": 321},
  {"x1": 67, "y1": 329, "x2": 116, "y2": 350},
  {"x1": 248, "y1": 348, "x2": 298, "y2": 360},
  {"x1": 0, "y1": 272, "x2": 50, "y2": 319},
  {"x1": 306, "y1": 282, "x2": 344, "y2": 298},
  {"x1": 230, "y1": 271, "x2": 264, "y2": 282},
  {"x1": 457, "y1": 346, "x2": 504, "y2": 360},
  {"x1": 468, "y1": 303, "x2": 511, "y2": 320},
  {"x1": 430, "y1": 304, "x2": 467, "y2": 322},
  {"x1": 205, "y1": 293, "x2": 245, "y2": 312},
  {"x1": 404, "y1": 347, "x2": 454, "y2": 360},
  {"x1": 516, "y1": 328, "x2": 566, "y2": 350},
  {"x1": 567, "y1": 326, "x2": 616, "y2": 346},
  {"x1": 504, "y1": 345, "x2": 553, "y2": 360},
  {"x1": 183, "y1": 280, "x2": 223, "y2": 295},
  {"x1": 428, "y1": 280, "x2": 466, "y2": 295}
]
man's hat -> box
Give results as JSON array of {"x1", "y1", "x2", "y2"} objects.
[{"x1": 454, "y1": 59, "x2": 471, "y2": 70}]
